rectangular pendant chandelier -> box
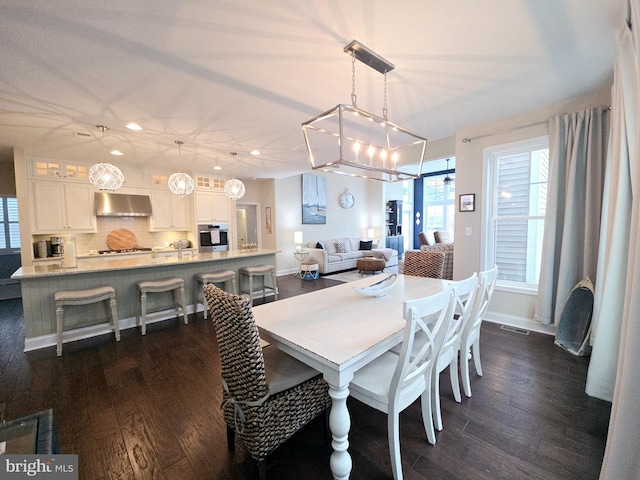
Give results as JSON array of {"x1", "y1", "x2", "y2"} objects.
[{"x1": 302, "y1": 41, "x2": 427, "y2": 182}]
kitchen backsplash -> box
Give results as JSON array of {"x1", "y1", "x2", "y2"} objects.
[{"x1": 33, "y1": 217, "x2": 192, "y2": 254}]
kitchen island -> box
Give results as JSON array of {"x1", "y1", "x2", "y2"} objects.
[{"x1": 12, "y1": 249, "x2": 278, "y2": 352}]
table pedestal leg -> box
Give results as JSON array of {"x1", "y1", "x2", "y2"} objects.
[{"x1": 329, "y1": 385, "x2": 352, "y2": 480}]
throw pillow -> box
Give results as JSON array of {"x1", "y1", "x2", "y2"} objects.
[
  {"x1": 334, "y1": 241, "x2": 348, "y2": 253},
  {"x1": 435, "y1": 230, "x2": 452, "y2": 244},
  {"x1": 315, "y1": 241, "x2": 324, "y2": 249},
  {"x1": 359, "y1": 240, "x2": 373, "y2": 250}
]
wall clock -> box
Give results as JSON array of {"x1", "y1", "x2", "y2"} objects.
[{"x1": 339, "y1": 190, "x2": 355, "y2": 209}]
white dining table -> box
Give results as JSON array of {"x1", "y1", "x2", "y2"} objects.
[{"x1": 252, "y1": 273, "x2": 447, "y2": 480}]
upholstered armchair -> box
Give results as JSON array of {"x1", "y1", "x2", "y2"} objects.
[{"x1": 203, "y1": 284, "x2": 331, "y2": 479}]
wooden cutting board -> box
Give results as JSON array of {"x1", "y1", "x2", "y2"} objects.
[{"x1": 106, "y1": 228, "x2": 141, "y2": 250}]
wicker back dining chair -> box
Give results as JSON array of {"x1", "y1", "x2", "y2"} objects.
[
  {"x1": 402, "y1": 250, "x2": 446, "y2": 279},
  {"x1": 203, "y1": 284, "x2": 331, "y2": 479}
]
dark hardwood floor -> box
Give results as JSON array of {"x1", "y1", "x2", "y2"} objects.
[{"x1": 0, "y1": 273, "x2": 610, "y2": 479}]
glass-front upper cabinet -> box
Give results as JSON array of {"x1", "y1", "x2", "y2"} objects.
[{"x1": 32, "y1": 159, "x2": 89, "y2": 181}]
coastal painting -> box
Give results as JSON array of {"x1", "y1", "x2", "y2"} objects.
[{"x1": 302, "y1": 174, "x2": 326, "y2": 224}]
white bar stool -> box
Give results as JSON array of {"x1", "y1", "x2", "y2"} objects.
[
  {"x1": 194, "y1": 270, "x2": 237, "y2": 319},
  {"x1": 136, "y1": 277, "x2": 188, "y2": 335},
  {"x1": 54, "y1": 285, "x2": 120, "y2": 356},
  {"x1": 239, "y1": 265, "x2": 278, "y2": 304}
]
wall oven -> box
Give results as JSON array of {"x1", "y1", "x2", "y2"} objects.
[{"x1": 198, "y1": 224, "x2": 230, "y2": 252}]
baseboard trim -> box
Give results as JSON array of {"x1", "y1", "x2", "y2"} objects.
[
  {"x1": 484, "y1": 311, "x2": 556, "y2": 336},
  {"x1": 24, "y1": 305, "x2": 200, "y2": 352}
]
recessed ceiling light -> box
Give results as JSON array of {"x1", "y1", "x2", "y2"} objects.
[
  {"x1": 213, "y1": 165, "x2": 222, "y2": 171},
  {"x1": 126, "y1": 123, "x2": 142, "y2": 131},
  {"x1": 110, "y1": 150, "x2": 124, "y2": 156},
  {"x1": 250, "y1": 150, "x2": 260, "y2": 156}
]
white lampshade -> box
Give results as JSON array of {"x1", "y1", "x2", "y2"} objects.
[
  {"x1": 168, "y1": 171, "x2": 194, "y2": 196},
  {"x1": 367, "y1": 228, "x2": 375, "y2": 239},
  {"x1": 294, "y1": 231, "x2": 304, "y2": 244},
  {"x1": 224, "y1": 178, "x2": 245, "y2": 199},
  {"x1": 89, "y1": 162, "x2": 124, "y2": 191}
]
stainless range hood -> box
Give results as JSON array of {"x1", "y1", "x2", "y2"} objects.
[{"x1": 95, "y1": 192, "x2": 153, "y2": 217}]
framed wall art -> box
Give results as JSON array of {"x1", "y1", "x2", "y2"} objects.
[
  {"x1": 302, "y1": 174, "x2": 327, "y2": 224},
  {"x1": 459, "y1": 193, "x2": 475, "y2": 212}
]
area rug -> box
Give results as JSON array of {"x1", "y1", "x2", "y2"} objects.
[{"x1": 324, "y1": 265, "x2": 398, "y2": 283}]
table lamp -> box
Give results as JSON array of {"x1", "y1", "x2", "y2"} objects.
[{"x1": 294, "y1": 231, "x2": 304, "y2": 251}]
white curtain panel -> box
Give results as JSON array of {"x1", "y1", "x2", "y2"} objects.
[
  {"x1": 533, "y1": 107, "x2": 609, "y2": 325},
  {"x1": 595, "y1": 2, "x2": 640, "y2": 478}
]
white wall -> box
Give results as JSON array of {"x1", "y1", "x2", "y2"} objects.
[{"x1": 274, "y1": 171, "x2": 384, "y2": 274}]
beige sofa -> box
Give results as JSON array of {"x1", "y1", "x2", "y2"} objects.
[{"x1": 304, "y1": 237, "x2": 399, "y2": 275}]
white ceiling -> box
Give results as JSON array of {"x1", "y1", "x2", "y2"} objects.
[{"x1": 0, "y1": 1, "x2": 624, "y2": 178}]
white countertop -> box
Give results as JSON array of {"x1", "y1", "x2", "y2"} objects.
[
  {"x1": 75, "y1": 248, "x2": 197, "y2": 259},
  {"x1": 13, "y1": 249, "x2": 278, "y2": 279}
]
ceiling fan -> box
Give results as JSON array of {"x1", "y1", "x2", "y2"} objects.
[{"x1": 443, "y1": 158, "x2": 454, "y2": 185}]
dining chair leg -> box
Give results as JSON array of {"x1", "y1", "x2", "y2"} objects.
[
  {"x1": 431, "y1": 370, "x2": 443, "y2": 432},
  {"x1": 473, "y1": 340, "x2": 483, "y2": 376},
  {"x1": 387, "y1": 408, "x2": 402, "y2": 480},
  {"x1": 450, "y1": 357, "x2": 461, "y2": 403},
  {"x1": 420, "y1": 389, "x2": 437, "y2": 445},
  {"x1": 258, "y1": 459, "x2": 266, "y2": 480},
  {"x1": 226, "y1": 424, "x2": 235, "y2": 450},
  {"x1": 461, "y1": 351, "x2": 473, "y2": 398}
]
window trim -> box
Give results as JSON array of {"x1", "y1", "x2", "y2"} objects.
[
  {"x1": 482, "y1": 136, "x2": 549, "y2": 293},
  {"x1": 0, "y1": 195, "x2": 21, "y2": 255}
]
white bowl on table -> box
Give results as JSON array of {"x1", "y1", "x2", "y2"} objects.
[{"x1": 353, "y1": 274, "x2": 397, "y2": 298}]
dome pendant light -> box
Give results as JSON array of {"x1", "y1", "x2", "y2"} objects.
[
  {"x1": 224, "y1": 152, "x2": 246, "y2": 199},
  {"x1": 89, "y1": 125, "x2": 124, "y2": 191},
  {"x1": 168, "y1": 140, "x2": 195, "y2": 196}
]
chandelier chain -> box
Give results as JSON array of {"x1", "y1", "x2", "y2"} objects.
[
  {"x1": 351, "y1": 55, "x2": 357, "y2": 107},
  {"x1": 383, "y1": 72, "x2": 388, "y2": 120}
]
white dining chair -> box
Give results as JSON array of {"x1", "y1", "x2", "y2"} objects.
[
  {"x1": 431, "y1": 273, "x2": 478, "y2": 431},
  {"x1": 349, "y1": 285, "x2": 455, "y2": 480},
  {"x1": 459, "y1": 265, "x2": 499, "y2": 398}
]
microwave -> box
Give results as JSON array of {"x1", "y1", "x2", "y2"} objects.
[{"x1": 198, "y1": 224, "x2": 229, "y2": 252}]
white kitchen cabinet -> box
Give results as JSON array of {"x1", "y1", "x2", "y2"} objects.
[
  {"x1": 31, "y1": 181, "x2": 96, "y2": 233},
  {"x1": 194, "y1": 191, "x2": 229, "y2": 223},
  {"x1": 149, "y1": 190, "x2": 191, "y2": 231}
]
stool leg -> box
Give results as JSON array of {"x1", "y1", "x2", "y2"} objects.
[
  {"x1": 271, "y1": 271, "x2": 278, "y2": 301},
  {"x1": 56, "y1": 304, "x2": 64, "y2": 356},
  {"x1": 248, "y1": 273, "x2": 254, "y2": 305},
  {"x1": 262, "y1": 274, "x2": 266, "y2": 303},
  {"x1": 179, "y1": 286, "x2": 188, "y2": 325},
  {"x1": 109, "y1": 296, "x2": 120, "y2": 342},
  {"x1": 194, "y1": 280, "x2": 201, "y2": 319},
  {"x1": 140, "y1": 292, "x2": 147, "y2": 335},
  {"x1": 231, "y1": 276, "x2": 237, "y2": 294}
]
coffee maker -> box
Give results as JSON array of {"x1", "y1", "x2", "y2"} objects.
[{"x1": 50, "y1": 236, "x2": 63, "y2": 257}]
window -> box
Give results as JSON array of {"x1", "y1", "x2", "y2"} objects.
[
  {"x1": 421, "y1": 157, "x2": 456, "y2": 241},
  {"x1": 486, "y1": 138, "x2": 549, "y2": 287},
  {"x1": 0, "y1": 197, "x2": 20, "y2": 253}
]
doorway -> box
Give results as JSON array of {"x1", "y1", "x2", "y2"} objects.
[{"x1": 235, "y1": 203, "x2": 260, "y2": 249}]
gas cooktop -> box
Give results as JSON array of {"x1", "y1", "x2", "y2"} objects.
[{"x1": 98, "y1": 248, "x2": 153, "y2": 254}]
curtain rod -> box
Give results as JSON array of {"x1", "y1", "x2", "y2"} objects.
[
  {"x1": 461, "y1": 120, "x2": 547, "y2": 143},
  {"x1": 461, "y1": 105, "x2": 611, "y2": 143}
]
